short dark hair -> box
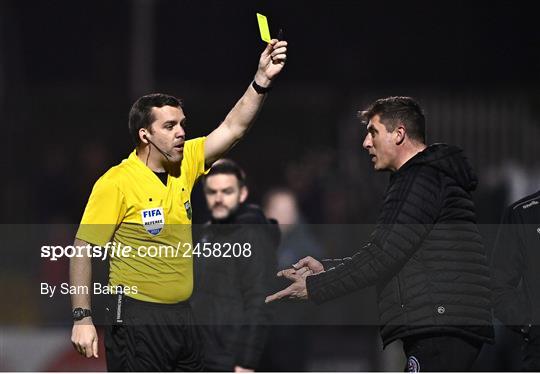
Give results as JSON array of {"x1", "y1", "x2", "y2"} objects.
[
  {"x1": 128, "y1": 93, "x2": 183, "y2": 146},
  {"x1": 203, "y1": 159, "x2": 246, "y2": 188},
  {"x1": 359, "y1": 96, "x2": 426, "y2": 143}
]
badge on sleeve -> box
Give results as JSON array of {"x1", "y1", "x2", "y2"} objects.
[
  {"x1": 141, "y1": 207, "x2": 165, "y2": 235},
  {"x1": 184, "y1": 201, "x2": 192, "y2": 220}
]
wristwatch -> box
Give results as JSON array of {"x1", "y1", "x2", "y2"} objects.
[
  {"x1": 251, "y1": 80, "x2": 272, "y2": 94},
  {"x1": 72, "y1": 307, "x2": 92, "y2": 321}
]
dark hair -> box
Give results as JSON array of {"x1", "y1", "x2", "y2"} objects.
[
  {"x1": 204, "y1": 159, "x2": 246, "y2": 188},
  {"x1": 128, "y1": 93, "x2": 183, "y2": 146},
  {"x1": 359, "y1": 96, "x2": 426, "y2": 143}
]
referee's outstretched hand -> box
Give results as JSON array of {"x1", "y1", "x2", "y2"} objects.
[{"x1": 71, "y1": 321, "x2": 98, "y2": 358}]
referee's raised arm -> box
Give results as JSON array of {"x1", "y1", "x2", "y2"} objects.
[
  {"x1": 70, "y1": 238, "x2": 99, "y2": 359},
  {"x1": 203, "y1": 39, "x2": 287, "y2": 168}
]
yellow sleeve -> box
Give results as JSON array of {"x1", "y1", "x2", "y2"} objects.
[
  {"x1": 182, "y1": 137, "x2": 209, "y2": 188},
  {"x1": 76, "y1": 175, "x2": 127, "y2": 246}
]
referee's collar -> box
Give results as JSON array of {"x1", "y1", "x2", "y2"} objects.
[{"x1": 129, "y1": 149, "x2": 168, "y2": 174}]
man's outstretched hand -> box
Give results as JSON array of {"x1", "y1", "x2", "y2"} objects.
[
  {"x1": 265, "y1": 257, "x2": 325, "y2": 303},
  {"x1": 292, "y1": 256, "x2": 324, "y2": 274},
  {"x1": 265, "y1": 268, "x2": 309, "y2": 303}
]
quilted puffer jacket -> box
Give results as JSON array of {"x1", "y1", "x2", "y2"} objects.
[{"x1": 307, "y1": 144, "x2": 494, "y2": 346}]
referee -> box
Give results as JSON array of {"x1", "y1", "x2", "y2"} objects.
[{"x1": 69, "y1": 39, "x2": 287, "y2": 371}]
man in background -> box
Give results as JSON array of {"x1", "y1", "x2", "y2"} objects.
[
  {"x1": 262, "y1": 188, "x2": 323, "y2": 269},
  {"x1": 192, "y1": 159, "x2": 280, "y2": 371}
]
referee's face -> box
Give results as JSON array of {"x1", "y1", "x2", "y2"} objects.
[
  {"x1": 204, "y1": 174, "x2": 248, "y2": 221},
  {"x1": 148, "y1": 105, "x2": 186, "y2": 163}
]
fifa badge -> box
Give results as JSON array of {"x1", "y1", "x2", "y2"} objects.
[{"x1": 141, "y1": 207, "x2": 165, "y2": 235}]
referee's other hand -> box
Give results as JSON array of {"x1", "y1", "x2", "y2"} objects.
[{"x1": 71, "y1": 320, "x2": 99, "y2": 358}]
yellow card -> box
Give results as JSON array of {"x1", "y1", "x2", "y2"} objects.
[{"x1": 256, "y1": 13, "x2": 271, "y2": 43}]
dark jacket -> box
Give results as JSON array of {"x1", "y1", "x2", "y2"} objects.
[
  {"x1": 307, "y1": 144, "x2": 494, "y2": 346},
  {"x1": 192, "y1": 204, "x2": 280, "y2": 370},
  {"x1": 492, "y1": 190, "x2": 540, "y2": 340}
]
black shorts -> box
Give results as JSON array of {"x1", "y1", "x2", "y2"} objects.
[{"x1": 104, "y1": 294, "x2": 204, "y2": 372}]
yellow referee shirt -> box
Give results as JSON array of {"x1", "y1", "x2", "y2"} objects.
[{"x1": 76, "y1": 137, "x2": 207, "y2": 303}]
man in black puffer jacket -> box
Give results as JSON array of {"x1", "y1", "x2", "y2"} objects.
[
  {"x1": 492, "y1": 190, "x2": 540, "y2": 371},
  {"x1": 192, "y1": 159, "x2": 280, "y2": 372},
  {"x1": 266, "y1": 96, "x2": 494, "y2": 372}
]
